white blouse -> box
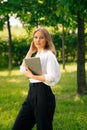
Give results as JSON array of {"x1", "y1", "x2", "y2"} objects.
[{"x1": 20, "y1": 50, "x2": 61, "y2": 87}]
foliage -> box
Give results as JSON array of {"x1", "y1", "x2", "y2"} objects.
[
  {"x1": 0, "y1": 40, "x2": 8, "y2": 67},
  {"x1": 19, "y1": 0, "x2": 58, "y2": 27},
  {"x1": 0, "y1": 38, "x2": 29, "y2": 67},
  {"x1": 0, "y1": 63, "x2": 87, "y2": 130},
  {"x1": 65, "y1": 33, "x2": 78, "y2": 61},
  {"x1": 12, "y1": 38, "x2": 30, "y2": 66},
  {"x1": 52, "y1": 32, "x2": 78, "y2": 61},
  {"x1": 0, "y1": 31, "x2": 79, "y2": 67}
]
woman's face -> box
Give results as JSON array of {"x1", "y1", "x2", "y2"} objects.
[{"x1": 33, "y1": 30, "x2": 47, "y2": 50}]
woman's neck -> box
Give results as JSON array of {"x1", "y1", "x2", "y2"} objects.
[{"x1": 37, "y1": 48, "x2": 44, "y2": 53}]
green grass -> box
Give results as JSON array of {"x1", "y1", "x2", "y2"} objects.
[{"x1": 0, "y1": 63, "x2": 87, "y2": 130}]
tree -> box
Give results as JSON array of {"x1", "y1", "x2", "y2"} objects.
[
  {"x1": 56, "y1": 0, "x2": 87, "y2": 94},
  {"x1": 0, "y1": 1, "x2": 13, "y2": 70},
  {"x1": 0, "y1": 0, "x2": 21, "y2": 70},
  {"x1": 77, "y1": 11, "x2": 86, "y2": 94},
  {"x1": 70, "y1": 0, "x2": 87, "y2": 94},
  {"x1": 55, "y1": 2, "x2": 69, "y2": 69}
]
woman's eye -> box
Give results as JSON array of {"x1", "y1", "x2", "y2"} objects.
[
  {"x1": 40, "y1": 37, "x2": 44, "y2": 39},
  {"x1": 34, "y1": 36, "x2": 38, "y2": 39},
  {"x1": 34, "y1": 36, "x2": 44, "y2": 39}
]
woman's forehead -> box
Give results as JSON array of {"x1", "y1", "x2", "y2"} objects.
[{"x1": 34, "y1": 30, "x2": 45, "y2": 36}]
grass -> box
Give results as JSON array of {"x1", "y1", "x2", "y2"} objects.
[{"x1": 0, "y1": 63, "x2": 87, "y2": 130}]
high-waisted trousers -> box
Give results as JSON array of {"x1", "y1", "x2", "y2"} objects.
[{"x1": 12, "y1": 82, "x2": 55, "y2": 130}]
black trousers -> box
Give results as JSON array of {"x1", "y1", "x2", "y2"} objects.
[{"x1": 12, "y1": 82, "x2": 55, "y2": 130}]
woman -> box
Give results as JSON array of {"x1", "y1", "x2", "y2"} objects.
[{"x1": 12, "y1": 27, "x2": 61, "y2": 130}]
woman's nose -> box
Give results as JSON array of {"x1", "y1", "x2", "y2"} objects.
[{"x1": 37, "y1": 38, "x2": 40, "y2": 41}]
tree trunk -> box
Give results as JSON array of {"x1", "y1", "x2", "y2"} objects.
[
  {"x1": 77, "y1": 11, "x2": 87, "y2": 94},
  {"x1": 7, "y1": 15, "x2": 12, "y2": 70},
  {"x1": 62, "y1": 24, "x2": 65, "y2": 69}
]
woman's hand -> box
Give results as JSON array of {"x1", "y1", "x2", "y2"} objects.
[
  {"x1": 24, "y1": 67, "x2": 33, "y2": 78},
  {"x1": 29, "y1": 41, "x2": 37, "y2": 55},
  {"x1": 24, "y1": 67, "x2": 45, "y2": 82},
  {"x1": 21, "y1": 42, "x2": 37, "y2": 66}
]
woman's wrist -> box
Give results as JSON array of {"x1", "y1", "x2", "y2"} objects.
[
  {"x1": 28, "y1": 51, "x2": 32, "y2": 56},
  {"x1": 25, "y1": 51, "x2": 32, "y2": 58}
]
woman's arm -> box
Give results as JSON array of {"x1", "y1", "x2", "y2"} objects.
[
  {"x1": 21, "y1": 42, "x2": 37, "y2": 66},
  {"x1": 24, "y1": 67, "x2": 45, "y2": 82}
]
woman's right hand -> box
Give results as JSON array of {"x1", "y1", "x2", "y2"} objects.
[
  {"x1": 29, "y1": 41, "x2": 37, "y2": 55},
  {"x1": 21, "y1": 41, "x2": 37, "y2": 66},
  {"x1": 24, "y1": 41, "x2": 37, "y2": 60}
]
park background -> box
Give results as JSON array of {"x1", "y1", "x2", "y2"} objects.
[{"x1": 0, "y1": 0, "x2": 87, "y2": 130}]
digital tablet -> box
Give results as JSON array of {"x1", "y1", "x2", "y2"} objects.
[{"x1": 25, "y1": 57, "x2": 42, "y2": 75}]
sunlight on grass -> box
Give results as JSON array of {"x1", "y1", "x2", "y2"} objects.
[
  {"x1": 7, "y1": 78, "x2": 21, "y2": 83},
  {"x1": 60, "y1": 62, "x2": 77, "y2": 73},
  {"x1": 0, "y1": 69, "x2": 21, "y2": 76},
  {"x1": 21, "y1": 91, "x2": 28, "y2": 96},
  {"x1": 74, "y1": 95, "x2": 84, "y2": 104}
]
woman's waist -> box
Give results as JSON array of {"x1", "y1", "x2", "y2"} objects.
[{"x1": 29, "y1": 78, "x2": 41, "y2": 83}]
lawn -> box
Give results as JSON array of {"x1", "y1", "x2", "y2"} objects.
[{"x1": 0, "y1": 63, "x2": 87, "y2": 130}]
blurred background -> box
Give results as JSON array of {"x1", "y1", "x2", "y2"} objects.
[{"x1": 0, "y1": 0, "x2": 87, "y2": 130}]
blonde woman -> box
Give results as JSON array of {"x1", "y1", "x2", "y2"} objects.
[{"x1": 12, "y1": 27, "x2": 61, "y2": 130}]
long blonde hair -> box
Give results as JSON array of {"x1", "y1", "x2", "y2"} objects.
[{"x1": 33, "y1": 27, "x2": 56, "y2": 55}]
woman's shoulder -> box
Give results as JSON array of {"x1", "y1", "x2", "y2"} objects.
[
  {"x1": 44, "y1": 50, "x2": 53, "y2": 54},
  {"x1": 45, "y1": 50, "x2": 56, "y2": 57}
]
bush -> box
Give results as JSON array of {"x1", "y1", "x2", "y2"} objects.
[
  {"x1": 0, "y1": 38, "x2": 30, "y2": 68},
  {"x1": 52, "y1": 32, "x2": 78, "y2": 62},
  {"x1": 0, "y1": 40, "x2": 8, "y2": 67},
  {"x1": 12, "y1": 38, "x2": 30, "y2": 66},
  {"x1": 0, "y1": 31, "x2": 86, "y2": 67}
]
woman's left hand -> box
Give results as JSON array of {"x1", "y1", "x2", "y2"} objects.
[{"x1": 24, "y1": 67, "x2": 33, "y2": 78}]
